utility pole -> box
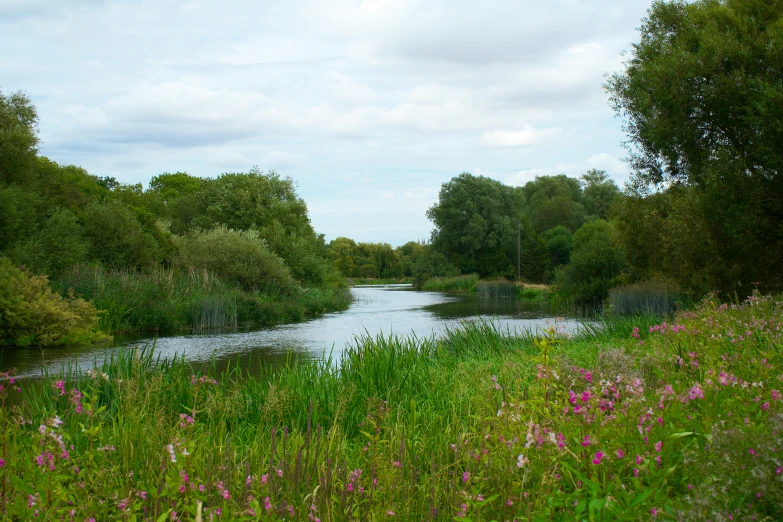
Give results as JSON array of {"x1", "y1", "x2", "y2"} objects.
[{"x1": 517, "y1": 221, "x2": 521, "y2": 282}]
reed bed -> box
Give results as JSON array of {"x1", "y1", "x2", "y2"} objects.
[
  {"x1": 421, "y1": 274, "x2": 479, "y2": 293},
  {"x1": 53, "y1": 265, "x2": 351, "y2": 335},
  {"x1": 1, "y1": 294, "x2": 782, "y2": 520},
  {"x1": 608, "y1": 279, "x2": 686, "y2": 316}
]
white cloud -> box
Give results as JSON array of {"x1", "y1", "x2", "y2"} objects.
[{"x1": 481, "y1": 126, "x2": 562, "y2": 147}]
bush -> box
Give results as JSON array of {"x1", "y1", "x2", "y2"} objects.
[
  {"x1": 174, "y1": 226, "x2": 297, "y2": 294},
  {"x1": 8, "y1": 208, "x2": 89, "y2": 274},
  {"x1": 554, "y1": 220, "x2": 625, "y2": 303},
  {"x1": 0, "y1": 257, "x2": 103, "y2": 346},
  {"x1": 82, "y1": 200, "x2": 160, "y2": 268}
]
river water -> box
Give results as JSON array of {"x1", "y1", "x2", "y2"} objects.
[{"x1": 0, "y1": 285, "x2": 581, "y2": 377}]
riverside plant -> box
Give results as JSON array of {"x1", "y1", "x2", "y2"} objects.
[{"x1": 0, "y1": 293, "x2": 782, "y2": 520}]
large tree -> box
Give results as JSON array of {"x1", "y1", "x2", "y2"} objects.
[
  {"x1": 427, "y1": 173, "x2": 524, "y2": 277},
  {"x1": 0, "y1": 91, "x2": 39, "y2": 185},
  {"x1": 606, "y1": 0, "x2": 783, "y2": 294}
]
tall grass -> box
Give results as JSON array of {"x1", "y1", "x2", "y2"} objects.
[
  {"x1": 608, "y1": 279, "x2": 686, "y2": 315},
  {"x1": 53, "y1": 265, "x2": 351, "y2": 335},
  {"x1": 476, "y1": 280, "x2": 517, "y2": 300},
  {"x1": 3, "y1": 295, "x2": 782, "y2": 520},
  {"x1": 421, "y1": 273, "x2": 479, "y2": 293}
]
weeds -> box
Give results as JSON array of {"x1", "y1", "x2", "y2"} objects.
[{"x1": 1, "y1": 293, "x2": 782, "y2": 519}]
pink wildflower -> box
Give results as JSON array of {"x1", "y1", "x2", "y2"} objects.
[
  {"x1": 654, "y1": 441, "x2": 662, "y2": 453},
  {"x1": 582, "y1": 435, "x2": 592, "y2": 447},
  {"x1": 462, "y1": 471, "x2": 470, "y2": 483},
  {"x1": 616, "y1": 449, "x2": 625, "y2": 459},
  {"x1": 264, "y1": 497, "x2": 272, "y2": 511},
  {"x1": 591, "y1": 452, "x2": 604, "y2": 465}
]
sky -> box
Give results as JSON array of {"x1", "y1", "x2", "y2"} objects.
[{"x1": 1, "y1": 0, "x2": 653, "y2": 246}]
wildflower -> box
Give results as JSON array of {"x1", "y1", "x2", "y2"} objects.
[
  {"x1": 277, "y1": 468, "x2": 283, "y2": 477},
  {"x1": 592, "y1": 452, "x2": 604, "y2": 465},
  {"x1": 0, "y1": 459, "x2": 4, "y2": 468},
  {"x1": 633, "y1": 468, "x2": 639, "y2": 477},
  {"x1": 462, "y1": 471, "x2": 470, "y2": 482},
  {"x1": 582, "y1": 435, "x2": 592, "y2": 447},
  {"x1": 651, "y1": 507, "x2": 658, "y2": 517},
  {"x1": 347, "y1": 483, "x2": 353, "y2": 492},
  {"x1": 264, "y1": 497, "x2": 273, "y2": 511},
  {"x1": 616, "y1": 449, "x2": 625, "y2": 459},
  {"x1": 246, "y1": 475, "x2": 253, "y2": 487},
  {"x1": 772, "y1": 390, "x2": 781, "y2": 401},
  {"x1": 749, "y1": 448, "x2": 756, "y2": 456},
  {"x1": 762, "y1": 402, "x2": 770, "y2": 411},
  {"x1": 516, "y1": 454, "x2": 528, "y2": 468},
  {"x1": 506, "y1": 499, "x2": 513, "y2": 507},
  {"x1": 55, "y1": 380, "x2": 66, "y2": 396},
  {"x1": 654, "y1": 441, "x2": 662, "y2": 453},
  {"x1": 136, "y1": 491, "x2": 147, "y2": 501},
  {"x1": 386, "y1": 510, "x2": 395, "y2": 516},
  {"x1": 260, "y1": 474, "x2": 268, "y2": 484},
  {"x1": 199, "y1": 484, "x2": 205, "y2": 492},
  {"x1": 221, "y1": 489, "x2": 230, "y2": 500}
]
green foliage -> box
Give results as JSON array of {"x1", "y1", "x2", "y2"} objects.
[
  {"x1": 0, "y1": 90, "x2": 38, "y2": 185},
  {"x1": 580, "y1": 169, "x2": 619, "y2": 219},
  {"x1": 520, "y1": 231, "x2": 550, "y2": 283},
  {"x1": 174, "y1": 226, "x2": 296, "y2": 294},
  {"x1": 0, "y1": 257, "x2": 103, "y2": 346},
  {"x1": 0, "y1": 184, "x2": 41, "y2": 250},
  {"x1": 554, "y1": 220, "x2": 626, "y2": 303},
  {"x1": 609, "y1": 278, "x2": 686, "y2": 315},
  {"x1": 420, "y1": 273, "x2": 479, "y2": 293},
  {"x1": 606, "y1": 0, "x2": 783, "y2": 295},
  {"x1": 522, "y1": 174, "x2": 587, "y2": 233},
  {"x1": 544, "y1": 226, "x2": 573, "y2": 268},
  {"x1": 328, "y1": 238, "x2": 404, "y2": 280},
  {"x1": 82, "y1": 200, "x2": 160, "y2": 269},
  {"x1": 4, "y1": 294, "x2": 781, "y2": 519},
  {"x1": 8, "y1": 208, "x2": 89, "y2": 275},
  {"x1": 427, "y1": 173, "x2": 524, "y2": 276}
]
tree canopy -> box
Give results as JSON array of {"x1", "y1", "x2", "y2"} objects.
[
  {"x1": 606, "y1": 0, "x2": 783, "y2": 295},
  {"x1": 427, "y1": 173, "x2": 524, "y2": 277}
]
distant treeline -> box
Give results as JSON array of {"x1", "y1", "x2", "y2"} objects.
[{"x1": 0, "y1": 91, "x2": 347, "y2": 346}]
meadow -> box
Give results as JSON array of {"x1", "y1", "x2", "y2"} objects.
[{"x1": 0, "y1": 293, "x2": 781, "y2": 520}]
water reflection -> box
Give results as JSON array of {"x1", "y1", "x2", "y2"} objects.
[{"x1": 1, "y1": 286, "x2": 580, "y2": 377}]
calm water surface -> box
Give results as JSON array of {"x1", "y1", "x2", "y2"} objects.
[{"x1": 0, "y1": 286, "x2": 581, "y2": 377}]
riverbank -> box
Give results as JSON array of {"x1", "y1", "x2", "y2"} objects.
[
  {"x1": 1, "y1": 293, "x2": 781, "y2": 520},
  {"x1": 54, "y1": 265, "x2": 352, "y2": 337},
  {"x1": 422, "y1": 274, "x2": 552, "y2": 302}
]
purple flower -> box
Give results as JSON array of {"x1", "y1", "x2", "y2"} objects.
[
  {"x1": 591, "y1": 452, "x2": 604, "y2": 465},
  {"x1": 462, "y1": 471, "x2": 470, "y2": 483}
]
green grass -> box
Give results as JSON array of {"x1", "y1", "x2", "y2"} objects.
[
  {"x1": 608, "y1": 279, "x2": 687, "y2": 315},
  {"x1": 421, "y1": 274, "x2": 479, "y2": 293},
  {"x1": 2, "y1": 293, "x2": 782, "y2": 520},
  {"x1": 53, "y1": 265, "x2": 352, "y2": 336}
]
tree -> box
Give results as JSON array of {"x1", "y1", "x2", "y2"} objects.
[
  {"x1": 522, "y1": 175, "x2": 587, "y2": 233},
  {"x1": 544, "y1": 226, "x2": 573, "y2": 268},
  {"x1": 554, "y1": 220, "x2": 626, "y2": 303},
  {"x1": 580, "y1": 169, "x2": 619, "y2": 219},
  {"x1": 427, "y1": 173, "x2": 524, "y2": 276},
  {"x1": 0, "y1": 90, "x2": 38, "y2": 185},
  {"x1": 606, "y1": 0, "x2": 783, "y2": 294}
]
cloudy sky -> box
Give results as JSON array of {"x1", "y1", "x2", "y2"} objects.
[{"x1": 1, "y1": 0, "x2": 652, "y2": 245}]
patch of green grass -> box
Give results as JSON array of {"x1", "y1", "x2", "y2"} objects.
[{"x1": 421, "y1": 273, "x2": 479, "y2": 293}]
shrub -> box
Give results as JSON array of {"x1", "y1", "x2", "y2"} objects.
[
  {"x1": 174, "y1": 226, "x2": 297, "y2": 294},
  {"x1": 554, "y1": 220, "x2": 625, "y2": 303},
  {"x1": 82, "y1": 200, "x2": 160, "y2": 268},
  {"x1": 0, "y1": 257, "x2": 103, "y2": 346}
]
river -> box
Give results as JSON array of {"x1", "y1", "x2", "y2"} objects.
[{"x1": 0, "y1": 285, "x2": 581, "y2": 377}]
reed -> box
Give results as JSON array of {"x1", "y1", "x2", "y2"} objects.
[
  {"x1": 608, "y1": 279, "x2": 686, "y2": 315},
  {"x1": 421, "y1": 273, "x2": 479, "y2": 293},
  {"x1": 52, "y1": 264, "x2": 352, "y2": 335}
]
